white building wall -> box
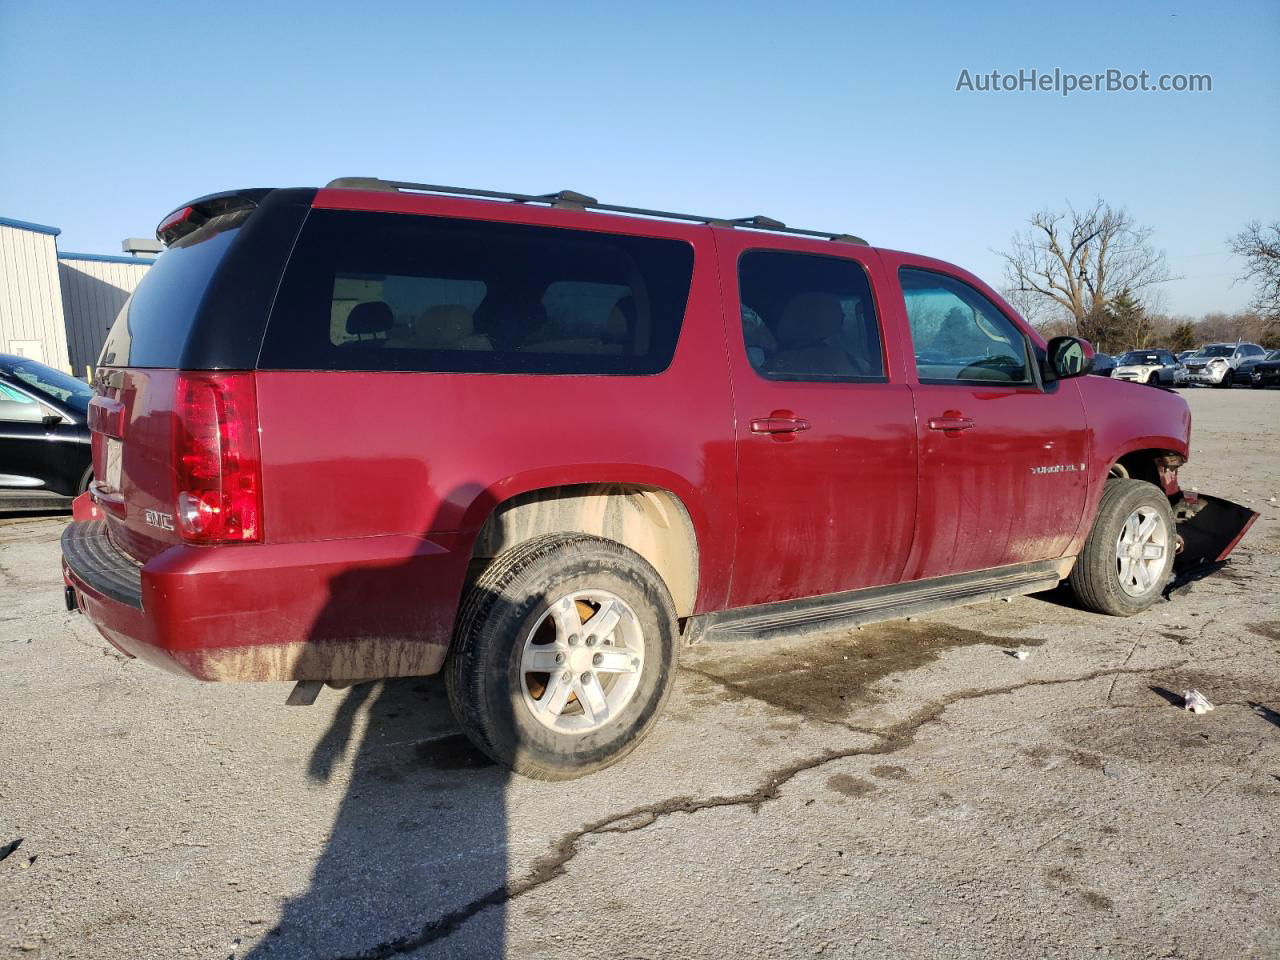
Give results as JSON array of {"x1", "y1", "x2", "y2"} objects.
[
  {"x1": 58, "y1": 256, "x2": 152, "y2": 376},
  {"x1": 0, "y1": 222, "x2": 71, "y2": 371}
]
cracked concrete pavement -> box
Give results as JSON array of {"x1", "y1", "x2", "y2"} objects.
[{"x1": 1, "y1": 388, "x2": 1278, "y2": 959}]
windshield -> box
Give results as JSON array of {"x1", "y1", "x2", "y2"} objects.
[
  {"x1": 8, "y1": 359, "x2": 92, "y2": 408},
  {"x1": 1266, "y1": 350, "x2": 1280, "y2": 361},
  {"x1": 1118, "y1": 351, "x2": 1164, "y2": 365},
  {"x1": 1201, "y1": 345, "x2": 1234, "y2": 358}
]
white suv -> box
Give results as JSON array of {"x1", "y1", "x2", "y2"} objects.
[{"x1": 1180, "y1": 342, "x2": 1266, "y2": 388}]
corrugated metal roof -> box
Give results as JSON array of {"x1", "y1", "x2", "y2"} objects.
[
  {"x1": 59, "y1": 251, "x2": 157, "y2": 266},
  {"x1": 0, "y1": 216, "x2": 62, "y2": 237}
]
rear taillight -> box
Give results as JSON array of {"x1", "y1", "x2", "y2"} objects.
[{"x1": 173, "y1": 372, "x2": 263, "y2": 544}]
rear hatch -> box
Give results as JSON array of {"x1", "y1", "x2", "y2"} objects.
[{"x1": 90, "y1": 189, "x2": 312, "y2": 562}]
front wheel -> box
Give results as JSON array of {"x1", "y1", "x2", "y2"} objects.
[
  {"x1": 445, "y1": 533, "x2": 678, "y2": 780},
  {"x1": 1068, "y1": 479, "x2": 1175, "y2": 617}
]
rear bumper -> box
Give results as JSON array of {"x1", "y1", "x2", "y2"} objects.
[{"x1": 62, "y1": 516, "x2": 466, "y2": 683}]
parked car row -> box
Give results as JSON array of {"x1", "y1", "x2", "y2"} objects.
[{"x1": 1087, "y1": 343, "x2": 1278, "y2": 390}]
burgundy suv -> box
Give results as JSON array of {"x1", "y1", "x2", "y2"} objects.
[{"x1": 61, "y1": 179, "x2": 1256, "y2": 778}]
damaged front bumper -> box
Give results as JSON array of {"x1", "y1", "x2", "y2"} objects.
[{"x1": 1171, "y1": 492, "x2": 1258, "y2": 573}]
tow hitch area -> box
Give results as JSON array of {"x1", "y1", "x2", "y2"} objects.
[{"x1": 1172, "y1": 492, "x2": 1259, "y2": 573}]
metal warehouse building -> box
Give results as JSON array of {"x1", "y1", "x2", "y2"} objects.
[{"x1": 0, "y1": 216, "x2": 157, "y2": 376}]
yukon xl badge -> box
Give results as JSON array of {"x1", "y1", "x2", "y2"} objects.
[
  {"x1": 145, "y1": 509, "x2": 175, "y2": 531},
  {"x1": 1030, "y1": 463, "x2": 1086, "y2": 475}
]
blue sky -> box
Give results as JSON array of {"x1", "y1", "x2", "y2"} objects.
[{"x1": 1, "y1": 1, "x2": 1276, "y2": 315}]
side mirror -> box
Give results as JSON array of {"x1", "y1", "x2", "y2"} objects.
[
  {"x1": 41, "y1": 413, "x2": 64, "y2": 427},
  {"x1": 1044, "y1": 336, "x2": 1095, "y2": 382}
]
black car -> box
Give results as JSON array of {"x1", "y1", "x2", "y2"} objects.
[
  {"x1": 0, "y1": 354, "x2": 93, "y2": 510},
  {"x1": 1089, "y1": 352, "x2": 1116, "y2": 376},
  {"x1": 1250, "y1": 354, "x2": 1280, "y2": 389},
  {"x1": 1235, "y1": 348, "x2": 1280, "y2": 385}
]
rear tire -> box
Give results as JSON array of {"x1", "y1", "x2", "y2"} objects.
[
  {"x1": 1068, "y1": 479, "x2": 1175, "y2": 617},
  {"x1": 445, "y1": 533, "x2": 678, "y2": 780}
]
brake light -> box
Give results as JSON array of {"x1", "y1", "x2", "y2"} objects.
[
  {"x1": 173, "y1": 372, "x2": 263, "y2": 544},
  {"x1": 156, "y1": 206, "x2": 197, "y2": 245}
]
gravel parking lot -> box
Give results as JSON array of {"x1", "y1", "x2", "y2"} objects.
[{"x1": 2, "y1": 387, "x2": 1277, "y2": 960}]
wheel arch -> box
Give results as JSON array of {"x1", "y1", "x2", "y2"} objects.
[
  {"x1": 461, "y1": 478, "x2": 703, "y2": 618},
  {"x1": 1106, "y1": 443, "x2": 1186, "y2": 494}
]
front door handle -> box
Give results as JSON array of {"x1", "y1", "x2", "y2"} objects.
[
  {"x1": 927, "y1": 415, "x2": 975, "y2": 432},
  {"x1": 750, "y1": 416, "x2": 811, "y2": 435}
]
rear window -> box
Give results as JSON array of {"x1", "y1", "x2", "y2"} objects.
[
  {"x1": 98, "y1": 211, "x2": 249, "y2": 368},
  {"x1": 259, "y1": 211, "x2": 695, "y2": 375}
]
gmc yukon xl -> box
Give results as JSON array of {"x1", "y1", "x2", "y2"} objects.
[{"x1": 60, "y1": 179, "x2": 1257, "y2": 778}]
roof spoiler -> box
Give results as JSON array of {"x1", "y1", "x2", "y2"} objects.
[{"x1": 155, "y1": 188, "x2": 274, "y2": 246}]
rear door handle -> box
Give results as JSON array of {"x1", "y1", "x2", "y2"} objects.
[
  {"x1": 927, "y1": 415, "x2": 976, "y2": 432},
  {"x1": 750, "y1": 417, "x2": 810, "y2": 435}
]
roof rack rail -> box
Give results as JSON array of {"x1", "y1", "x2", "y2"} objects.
[{"x1": 324, "y1": 177, "x2": 867, "y2": 245}]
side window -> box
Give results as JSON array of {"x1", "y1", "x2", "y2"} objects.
[
  {"x1": 737, "y1": 251, "x2": 885, "y2": 382},
  {"x1": 331, "y1": 275, "x2": 487, "y2": 346},
  {"x1": 0, "y1": 384, "x2": 45, "y2": 423},
  {"x1": 263, "y1": 211, "x2": 695, "y2": 375},
  {"x1": 899, "y1": 268, "x2": 1032, "y2": 385},
  {"x1": 534, "y1": 281, "x2": 633, "y2": 355}
]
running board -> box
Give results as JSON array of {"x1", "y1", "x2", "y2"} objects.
[{"x1": 687, "y1": 560, "x2": 1065, "y2": 644}]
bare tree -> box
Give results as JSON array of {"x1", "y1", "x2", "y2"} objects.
[
  {"x1": 999, "y1": 200, "x2": 1173, "y2": 349},
  {"x1": 1227, "y1": 220, "x2": 1280, "y2": 330},
  {"x1": 999, "y1": 283, "x2": 1053, "y2": 327}
]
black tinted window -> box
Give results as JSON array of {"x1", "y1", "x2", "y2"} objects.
[
  {"x1": 99, "y1": 212, "x2": 248, "y2": 368},
  {"x1": 737, "y1": 251, "x2": 884, "y2": 382},
  {"x1": 900, "y1": 269, "x2": 1032, "y2": 384},
  {"x1": 260, "y1": 212, "x2": 694, "y2": 375}
]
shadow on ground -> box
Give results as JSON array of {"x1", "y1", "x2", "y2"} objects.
[{"x1": 244, "y1": 676, "x2": 509, "y2": 959}]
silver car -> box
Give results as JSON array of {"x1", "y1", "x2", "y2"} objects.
[{"x1": 1180, "y1": 342, "x2": 1267, "y2": 388}]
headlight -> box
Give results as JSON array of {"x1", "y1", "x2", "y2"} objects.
[{"x1": 1209, "y1": 358, "x2": 1227, "y2": 366}]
